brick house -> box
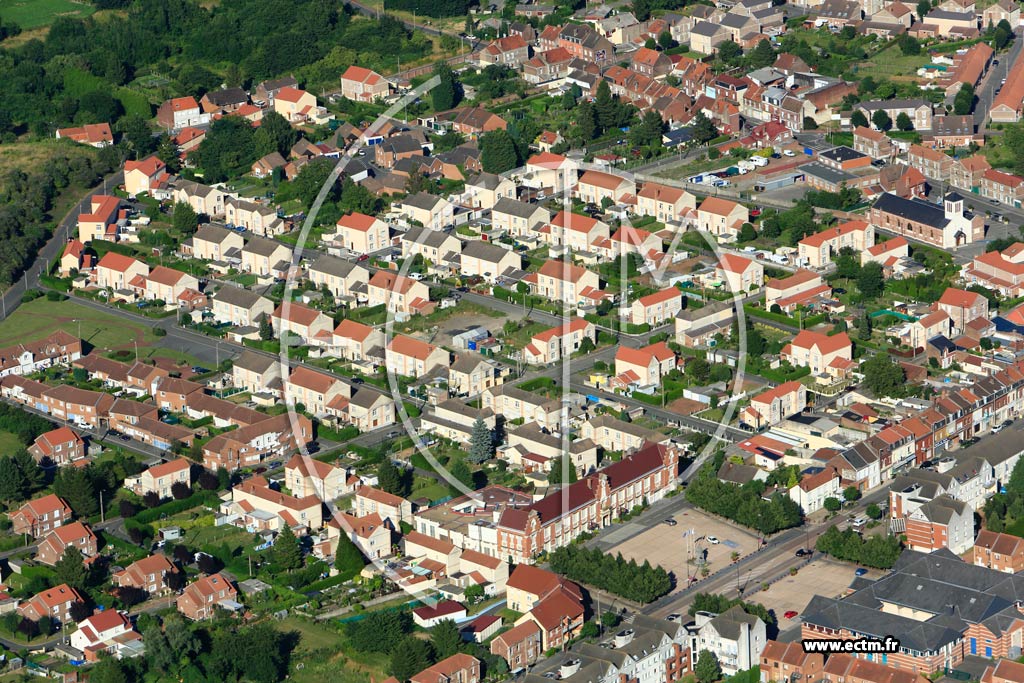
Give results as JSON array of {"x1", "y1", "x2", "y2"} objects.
[
  {"x1": 114, "y1": 554, "x2": 179, "y2": 595},
  {"x1": 176, "y1": 573, "x2": 238, "y2": 620},
  {"x1": 18, "y1": 584, "x2": 85, "y2": 626},
  {"x1": 28, "y1": 427, "x2": 86, "y2": 465},
  {"x1": 10, "y1": 495, "x2": 72, "y2": 538},
  {"x1": 36, "y1": 521, "x2": 98, "y2": 566}
]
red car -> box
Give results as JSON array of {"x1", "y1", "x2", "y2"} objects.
[
  {"x1": 750, "y1": 209, "x2": 762, "y2": 217},
  {"x1": 783, "y1": 610, "x2": 799, "y2": 619},
  {"x1": 357, "y1": 254, "x2": 369, "y2": 262}
]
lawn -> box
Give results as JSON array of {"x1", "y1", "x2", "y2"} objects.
[
  {"x1": 0, "y1": 0, "x2": 94, "y2": 29},
  {"x1": 0, "y1": 431, "x2": 24, "y2": 456},
  {"x1": 0, "y1": 297, "x2": 159, "y2": 353},
  {"x1": 856, "y1": 44, "x2": 929, "y2": 81}
]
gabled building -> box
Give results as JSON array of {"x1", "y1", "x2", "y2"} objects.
[{"x1": 176, "y1": 573, "x2": 238, "y2": 621}]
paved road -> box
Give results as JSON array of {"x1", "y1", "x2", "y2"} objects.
[
  {"x1": 976, "y1": 30, "x2": 1023, "y2": 131},
  {"x1": 0, "y1": 171, "x2": 123, "y2": 323}
]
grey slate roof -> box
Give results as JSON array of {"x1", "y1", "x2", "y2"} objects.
[
  {"x1": 309, "y1": 254, "x2": 361, "y2": 279},
  {"x1": 872, "y1": 193, "x2": 951, "y2": 229},
  {"x1": 212, "y1": 285, "x2": 267, "y2": 309},
  {"x1": 461, "y1": 240, "x2": 514, "y2": 264}
]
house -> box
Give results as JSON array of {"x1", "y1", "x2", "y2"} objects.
[
  {"x1": 410, "y1": 654, "x2": 480, "y2": 683},
  {"x1": 928, "y1": 115, "x2": 982, "y2": 149},
  {"x1": 367, "y1": 271, "x2": 433, "y2": 317},
  {"x1": 285, "y1": 454, "x2": 350, "y2": 501},
  {"x1": 911, "y1": 310, "x2": 952, "y2": 348},
  {"x1": 386, "y1": 335, "x2": 450, "y2": 377},
  {"x1": 853, "y1": 127, "x2": 894, "y2": 159},
  {"x1": 983, "y1": 0, "x2": 1019, "y2": 28},
  {"x1": 254, "y1": 76, "x2": 299, "y2": 105},
  {"x1": 781, "y1": 330, "x2": 853, "y2": 375},
  {"x1": 56, "y1": 123, "x2": 113, "y2": 148},
  {"x1": 225, "y1": 197, "x2": 284, "y2": 237},
  {"x1": 202, "y1": 413, "x2": 313, "y2": 471},
  {"x1": 491, "y1": 197, "x2": 551, "y2": 237},
  {"x1": 400, "y1": 192, "x2": 454, "y2": 231},
  {"x1": 354, "y1": 486, "x2": 413, "y2": 526},
  {"x1": 614, "y1": 342, "x2": 676, "y2": 387},
  {"x1": 251, "y1": 152, "x2": 287, "y2": 179},
  {"x1": 199, "y1": 87, "x2": 248, "y2": 114},
  {"x1": 523, "y1": 260, "x2": 602, "y2": 306},
  {"x1": 40, "y1": 385, "x2": 115, "y2": 430},
  {"x1": 176, "y1": 573, "x2": 238, "y2": 620},
  {"x1": 172, "y1": 182, "x2": 228, "y2": 218},
  {"x1": 525, "y1": 151, "x2": 576, "y2": 193},
  {"x1": 95, "y1": 252, "x2": 149, "y2": 293},
  {"x1": 905, "y1": 494, "x2": 973, "y2": 554},
  {"x1": 523, "y1": 319, "x2": 597, "y2": 365},
  {"x1": 575, "y1": 170, "x2": 636, "y2": 206},
  {"x1": 113, "y1": 554, "x2": 179, "y2": 595},
  {"x1": 632, "y1": 47, "x2": 673, "y2": 77},
  {"x1": 696, "y1": 606, "x2": 767, "y2": 675},
  {"x1": 868, "y1": 192, "x2": 983, "y2": 248},
  {"x1": 10, "y1": 495, "x2": 72, "y2": 538},
  {"x1": 330, "y1": 212, "x2": 389, "y2": 255},
  {"x1": 631, "y1": 288, "x2": 684, "y2": 326},
  {"x1": 478, "y1": 34, "x2": 531, "y2": 67},
  {"x1": 210, "y1": 285, "x2": 274, "y2": 327},
  {"x1": 124, "y1": 156, "x2": 170, "y2": 198},
  {"x1": 636, "y1": 182, "x2": 696, "y2": 223},
  {"x1": 787, "y1": 466, "x2": 841, "y2": 514},
  {"x1": 460, "y1": 241, "x2": 521, "y2": 283},
  {"x1": 742, "y1": 381, "x2": 808, "y2": 430},
  {"x1": 581, "y1": 415, "x2": 664, "y2": 454},
  {"x1": 35, "y1": 521, "x2": 98, "y2": 566},
  {"x1": 760, "y1": 640, "x2": 825, "y2": 683},
  {"x1": 306, "y1": 254, "x2": 369, "y2": 299},
  {"x1": 271, "y1": 302, "x2": 334, "y2": 343},
  {"x1": 0, "y1": 330, "x2": 81, "y2": 379},
  {"x1": 28, "y1": 427, "x2": 85, "y2": 465},
  {"x1": 717, "y1": 253, "x2": 764, "y2": 292},
  {"x1": 400, "y1": 226, "x2": 461, "y2": 267},
  {"x1": 690, "y1": 21, "x2": 731, "y2": 54},
  {"x1": 238, "y1": 238, "x2": 291, "y2": 278},
  {"x1": 764, "y1": 270, "x2": 832, "y2": 313},
  {"x1": 697, "y1": 197, "x2": 749, "y2": 239},
  {"x1": 980, "y1": 169, "x2": 1024, "y2": 207},
  {"x1": 973, "y1": 529, "x2": 1024, "y2": 573},
  {"x1": 226, "y1": 475, "x2": 323, "y2": 532},
  {"x1": 514, "y1": 584, "x2": 585, "y2": 651},
  {"x1": 156, "y1": 96, "x2": 209, "y2": 130},
  {"x1": 937, "y1": 287, "x2": 988, "y2": 333},
  {"x1": 70, "y1": 610, "x2": 143, "y2": 661},
  {"x1": 60, "y1": 239, "x2": 88, "y2": 277},
  {"x1": 858, "y1": 99, "x2": 933, "y2": 131},
  {"x1": 797, "y1": 221, "x2": 875, "y2": 269},
  {"x1": 675, "y1": 300, "x2": 736, "y2": 347},
  {"x1": 963, "y1": 245, "x2": 1024, "y2": 297},
  {"x1": 18, "y1": 584, "x2": 85, "y2": 626},
  {"x1": 542, "y1": 211, "x2": 610, "y2": 252},
  {"x1": 187, "y1": 224, "x2": 243, "y2": 261},
  {"x1": 862, "y1": 236, "x2": 910, "y2": 269},
  {"x1": 491, "y1": 621, "x2": 542, "y2": 669},
  {"x1": 340, "y1": 66, "x2": 390, "y2": 102},
  {"x1": 463, "y1": 172, "x2": 516, "y2": 210},
  {"x1": 123, "y1": 458, "x2": 191, "y2": 498},
  {"x1": 285, "y1": 366, "x2": 346, "y2": 416},
  {"x1": 331, "y1": 319, "x2": 385, "y2": 363},
  {"x1": 273, "y1": 87, "x2": 320, "y2": 124},
  {"x1": 322, "y1": 511, "x2": 391, "y2": 561},
  {"x1": 983, "y1": 660, "x2": 1024, "y2": 683},
  {"x1": 144, "y1": 266, "x2": 199, "y2": 304},
  {"x1": 77, "y1": 195, "x2": 123, "y2": 243},
  {"x1": 444, "y1": 107, "x2": 508, "y2": 137},
  {"x1": 909, "y1": 144, "x2": 954, "y2": 181},
  {"x1": 449, "y1": 356, "x2": 502, "y2": 397},
  {"x1": 482, "y1": 385, "x2": 562, "y2": 431}
]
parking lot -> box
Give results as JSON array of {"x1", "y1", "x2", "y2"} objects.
[
  {"x1": 754, "y1": 558, "x2": 863, "y2": 622},
  {"x1": 609, "y1": 509, "x2": 760, "y2": 593}
]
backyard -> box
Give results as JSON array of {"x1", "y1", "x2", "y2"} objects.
[{"x1": 0, "y1": 0, "x2": 94, "y2": 29}]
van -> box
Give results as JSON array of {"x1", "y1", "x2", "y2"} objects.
[{"x1": 852, "y1": 517, "x2": 867, "y2": 531}]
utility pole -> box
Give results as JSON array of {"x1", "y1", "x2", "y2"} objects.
[{"x1": 100, "y1": 490, "x2": 104, "y2": 523}]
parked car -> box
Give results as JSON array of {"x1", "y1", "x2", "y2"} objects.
[
  {"x1": 663, "y1": 518, "x2": 678, "y2": 526},
  {"x1": 707, "y1": 536, "x2": 720, "y2": 544},
  {"x1": 784, "y1": 611, "x2": 799, "y2": 619},
  {"x1": 993, "y1": 424, "x2": 1005, "y2": 435},
  {"x1": 357, "y1": 253, "x2": 369, "y2": 261},
  {"x1": 855, "y1": 568, "x2": 868, "y2": 576},
  {"x1": 795, "y1": 548, "x2": 811, "y2": 557},
  {"x1": 783, "y1": 149, "x2": 796, "y2": 157}
]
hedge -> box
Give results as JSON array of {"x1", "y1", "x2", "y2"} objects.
[
  {"x1": 743, "y1": 304, "x2": 827, "y2": 328},
  {"x1": 132, "y1": 490, "x2": 221, "y2": 526}
]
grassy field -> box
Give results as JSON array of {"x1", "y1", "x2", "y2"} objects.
[
  {"x1": 0, "y1": 0, "x2": 94, "y2": 29},
  {"x1": 0, "y1": 298, "x2": 159, "y2": 352},
  {"x1": 0, "y1": 431, "x2": 24, "y2": 457},
  {"x1": 856, "y1": 44, "x2": 929, "y2": 81},
  {"x1": 0, "y1": 139, "x2": 96, "y2": 184}
]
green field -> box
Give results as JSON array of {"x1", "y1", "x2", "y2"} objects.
[
  {"x1": 0, "y1": 0, "x2": 95, "y2": 29},
  {"x1": 0, "y1": 297, "x2": 159, "y2": 353},
  {"x1": 0, "y1": 431, "x2": 24, "y2": 457}
]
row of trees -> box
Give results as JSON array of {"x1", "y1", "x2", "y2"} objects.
[
  {"x1": 983, "y1": 456, "x2": 1024, "y2": 532},
  {"x1": 815, "y1": 525, "x2": 903, "y2": 569},
  {"x1": 689, "y1": 592, "x2": 776, "y2": 626},
  {"x1": 548, "y1": 545, "x2": 673, "y2": 603},
  {"x1": 685, "y1": 461, "x2": 804, "y2": 535}
]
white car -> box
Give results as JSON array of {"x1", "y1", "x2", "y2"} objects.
[
  {"x1": 993, "y1": 424, "x2": 1005, "y2": 434},
  {"x1": 783, "y1": 149, "x2": 796, "y2": 157},
  {"x1": 707, "y1": 536, "x2": 720, "y2": 544}
]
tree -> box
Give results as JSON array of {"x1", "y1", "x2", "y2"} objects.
[
  {"x1": 824, "y1": 497, "x2": 842, "y2": 512},
  {"x1": 857, "y1": 261, "x2": 885, "y2": 299},
  {"x1": 861, "y1": 353, "x2": 906, "y2": 398},
  {"x1": 170, "y1": 481, "x2": 191, "y2": 500},
  {"x1": 253, "y1": 111, "x2": 298, "y2": 157},
  {"x1": 390, "y1": 637, "x2": 434, "y2": 682},
  {"x1": 896, "y1": 112, "x2": 914, "y2": 131},
  {"x1": 739, "y1": 223, "x2": 756, "y2": 242},
  {"x1": 448, "y1": 459, "x2": 474, "y2": 494},
  {"x1": 631, "y1": 109, "x2": 666, "y2": 147},
  {"x1": 871, "y1": 109, "x2": 892, "y2": 131},
  {"x1": 594, "y1": 80, "x2": 618, "y2": 131},
  {"x1": 291, "y1": 157, "x2": 338, "y2": 209},
  {"x1": 954, "y1": 82, "x2": 975, "y2": 115},
  {"x1": 897, "y1": 34, "x2": 920, "y2": 56},
  {"x1": 857, "y1": 313, "x2": 872, "y2": 340},
  {"x1": 602, "y1": 610, "x2": 621, "y2": 628},
  {"x1": 117, "y1": 114, "x2": 157, "y2": 159},
  {"x1": 0, "y1": 457, "x2": 25, "y2": 502},
  {"x1": 866, "y1": 503, "x2": 882, "y2": 520},
  {"x1": 117, "y1": 585, "x2": 147, "y2": 608},
  {"x1": 548, "y1": 455, "x2": 579, "y2": 485},
  {"x1": 431, "y1": 619, "x2": 463, "y2": 659},
  {"x1": 574, "y1": 100, "x2": 598, "y2": 141},
  {"x1": 88, "y1": 658, "x2": 128, "y2": 683},
  {"x1": 12, "y1": 449, "x2": 43, "y2": 497},
  {"x1": 993, "y1": 21, "x2": 1013, "y2": 49},
  {"x1": 432, "y1": 62, "x2": 460, "y2": 111},
  {"x1": 717, "y1": 40, "x2": 743, "y2": 66},
  {"x1": 632, "y1": 0, "x2": 652, "y2": 21},
  {"x1": 850, "y1": 110, "x2": 869, "y2": 129},
  {"x1": 468, "y1": 417, "x2": 494, "y2": 464},
  {"x1": 658, "y1": 30, "x2": 674, "y2": 50},
  {"x1": 692, "y1": 112, "x2": 719, "y2": 145},
  {"x1": 143, "y1": 491, "x2": 161, "y2": 508},
  {"x1": 172, "y1": 201, "x2": 198, "y2": 235},
  {"x1": 378, "y1": 459, "x2": 410, "y2": 497},
  {"x1": 273, "y1": 525, "x2": 304, "y2": 571},
  {"x1": 480, "y1": 129, "x2": 518, "y2": 174},
  {"x1": 695, "y1": 650, "x2": 723, "y2": 683},
  {"x1": 916, "y1": 0, "x2": 931, "y2": 19},
  {"x1": 52, "y1": 465, "x2": 97, "y2": 517},
  {"x1": 748, "y1": 39, "x2": 775, "y2": 69},
  {"x1": 54, "y1": 545, "x2": 88, "y2": 590},
  {"x1": 843, "y1": 486, "x2": 861, "y2": 502},
  {"x1": 258, "y1": 315, "x2": 274, "y2": 341},
  {"x1": 464, "y1": 584, "x2": 484, "y2": 603},
  {"x1": 335, "y1": 527, "x2": 366, "y2": 581}
]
